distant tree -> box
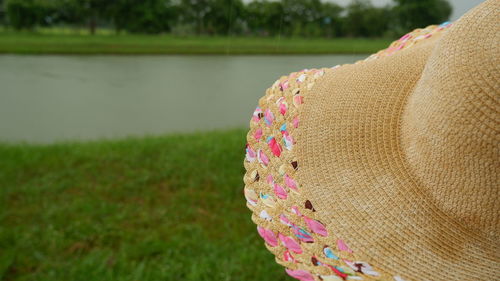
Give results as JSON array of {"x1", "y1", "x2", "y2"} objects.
[
  {"x1": 245, "y1": 0, "x2": 284, "y2": 36},
  {"x1": 204, "y1": 0, "x2": 244, "y2": 35},
  {"x1": 178, "y1": 0, "x2": 246, "y2": 35},
  {"x1": 111, "y1": 0, "x2": 176, "y2": 34},
  {"x1": 320, "y1": 2, "x2": 343, "y2": 37},
  {"x1": 244, "y1": 0, "x2": 342, "y2": 38},
  {"x1": 36, "y1": 0, "x2": 62, "y2": 27},
  {"x1": 60, "y1": 0, "x2": 115, "y2": 34},
  {"x1": 281, "y1": 0, "x2": 324, "y2": 37},
  {"x1": 363, "y1": 5, "x2": 391, "y2": 37},
  {"x1": 343, "y1": 0, "x2": 371, "y2": 37},
  {"x1": 178, "y1": 0, "x2": 244, "y2": 35},
  {"x1": 392, "y1": 0, "x2": 452, "y2": 32},
  {"x1": 53, "y1": 0, "x2": 86, "y2": 26},
  {"x1": 0, "y1": 0, "x2": 5, "y2": 25},
  {"x1": 5, "y1": 0, "x2": 39, "y2": 30},
  {"x1": 1, "y1": 0, "x2": 454, "y2": 37},
  {"x1": 343, "y1": 0, "x2": 390, "y2": 37},
  {"x1": 178, "y1": 0, "x2": 211, "y2": 34},
  {"x1": 4, "y1": 0, "x2": 73, "y2": 29}
]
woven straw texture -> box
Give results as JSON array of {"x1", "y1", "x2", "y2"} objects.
[{"x1": 243, "y1": 1, "x2": 499, "y2": 281}]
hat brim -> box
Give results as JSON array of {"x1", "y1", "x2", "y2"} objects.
[{"x1": 244, "y1": 17, "x2": 499, "y2": 281}]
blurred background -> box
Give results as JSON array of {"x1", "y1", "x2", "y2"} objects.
[{"x1": 0, "y1": 0, "x2": 482, "y2": 280}]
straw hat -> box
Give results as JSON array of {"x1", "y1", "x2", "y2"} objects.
[{"x1": 243, "y1": 1, "x2": 499, "y2": 280}]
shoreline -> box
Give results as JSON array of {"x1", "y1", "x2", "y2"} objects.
[{"x1": 0, "y1": 33, "x2": 393, "y2": 55}]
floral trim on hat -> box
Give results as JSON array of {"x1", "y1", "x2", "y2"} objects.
[{"x1": 243, "y1": 23, "x2": 452, "y2": 281}]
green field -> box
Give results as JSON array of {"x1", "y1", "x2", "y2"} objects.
[
  {"x1": 0, "y1": 31, "x2": 393, "y2": 55},
  {"x1": 0, "y1": 129, "x2": 294, "y2": 281}
]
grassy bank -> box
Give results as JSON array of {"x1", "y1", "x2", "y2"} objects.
[
  {"x1": 0, "y1": 129, "x2": 292, "y2": 281},
  {"x1": 0, "y1": 32, "x2": 393, "y2": 55}
]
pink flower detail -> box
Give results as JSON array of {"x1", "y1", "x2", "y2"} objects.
[
  {"x1": 276, "y1": 97, "x2": 288, "y2": 115},
  {"x1": 337, "y1": 239, "x2": 353, "y2": 253},
  {"x1": 283, "y1": 250, "x2": 296, "y2": 263},
  {"x1": 293, "y1": 116, "x2": 299, "y2": 128},
  {"x1": 253, "y1": 128, "x2": 263, "y2": 141},
  {"x1": 324, "y1": 264, "x2": 349, "y2": 280},
  {"x1": 386, "y1": 46, "x2": 397, "y2": 54},
  {"x1": 252, "y1": 106, "x2": 262, "y2": 122},
  {"x1": 280, "y1": 215, "x2": 314, "y2": 243},
  {"x1": 291, "y1": 226, "x2": 314, "y2": 243},
  {"x1": 279, "y1": 233, "x2": 302, "y2": 254},
  {"x1": 285, "y1": 269, "x2": 315, "y2": 281},
  {"x1": 274, "y1": 183, "x2": 287, "y2": 199},
  {"x1": 279, "y1": 214, "x2": 292, "y2": 227},
  {"x1": 290, "y1": 206, "x2": 302, "y2": 216},
  {"x1": 266, "y1": 174, "x2": 274, "y2": 185},
  {"x1": 399, "y1": 33, "x2": 411, "y2": 41},
  {"x1": 280, "y1": 81, "x2": 289, "y2": 91},
  {"x1": 284, "y1": 174, "x2": 298, "y2": 191},
  {"x1": 257, "y1": 226, "x2": 278, "y2": 247},
  {"x1": 293, "y1": 95, "x2": 303, "y2": 107},
  {"x1": 282, "y1": 133, "x2": 293, "y2": 150},
  {"x1": 264, "y1": 109, "x2": 274, "y2": 126},
  {"x1": 245, "y1": 145, "x2": 256, "y2": 162},
  {"x1": 257, "y1": 150, "x2": 269, "y2": 166},
  {"x1": 268, "y1": 137, "x2": 282, "y2": 157},
  {"x1": 303, "y1": 216, "x2": 328, "y2": 236},
  {"x1": 279, "y1": 102, "x2": 287, "y2": 115}
]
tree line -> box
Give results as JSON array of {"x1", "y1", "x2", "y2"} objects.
[{"x1": 0, "y1": 0, "x2": 452, "y2": 38}]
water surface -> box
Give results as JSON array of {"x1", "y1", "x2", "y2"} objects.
[{"x1": 0, "y1": 54, "x2": 365, "y2": 143}]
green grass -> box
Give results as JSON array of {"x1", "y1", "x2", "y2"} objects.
[
  {"x1": 0, "y1": 31, "x2": 393, "y2": 55},
  {"x1": 0, "y1": 129, "x2": 292, "y2": 281}
]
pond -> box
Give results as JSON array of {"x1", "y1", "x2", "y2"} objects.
[{"x1": 0, "y1": 54, "x2": 366, "y2": 143}]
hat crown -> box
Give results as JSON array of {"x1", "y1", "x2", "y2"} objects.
[{"x1": 401, "y1": 0, "x2": 499, "y2": 239}]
